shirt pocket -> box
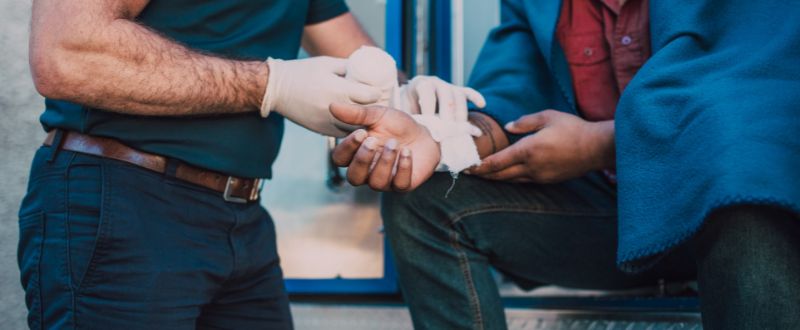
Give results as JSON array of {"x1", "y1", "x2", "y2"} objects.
[
  {"x1": 562, "y1": 33, "x2": 611, "y2": 66},
  {"x1": 559, "y1": 32, "x2": 619, "y2": 120}
]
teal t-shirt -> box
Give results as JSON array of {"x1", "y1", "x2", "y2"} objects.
[{"x1": 40, "y1": 0, "x2": 349, "y2": 179}]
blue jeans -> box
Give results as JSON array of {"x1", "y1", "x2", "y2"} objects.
[
  {"x1": 17, "y1": 146, "x2": 292, "y2": 329},
  {"x1": 383, "y1": 173, "x2": 800, "y2": 330}
]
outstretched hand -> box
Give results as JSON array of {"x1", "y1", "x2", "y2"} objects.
[{"x1": 330, "y1": 103, "x2": 440, "y2": 192}]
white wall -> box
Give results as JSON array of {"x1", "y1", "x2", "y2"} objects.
[{"x1": 462, "y1": 0, "x2": 501, "y2": 82}]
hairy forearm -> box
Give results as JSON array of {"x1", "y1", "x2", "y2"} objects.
[
  {"x1": 468, "y1": 112, "x2": 510, "y2": 159},
  {"x1": 30, "y1": 2, "x2": 266, "y2": 116}
]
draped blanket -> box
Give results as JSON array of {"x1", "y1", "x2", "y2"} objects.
[{"x1": 615, "y1": 0, "x2": 800, "y2": 270}]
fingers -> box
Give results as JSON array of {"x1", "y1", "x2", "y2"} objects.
[
  {"x1": 505, "y1": 111, "x2": 551, "y2": 134},
  {"x1": 392, "y1": 148, "x2": 413, "y2": 191},
  {"x1": 345, "y1": 81, "x2": 382, "y2": 104},
  {"x1": 346, "y1": 137, "x2": 381, "y2": 186},
  {"x1": 434, "y1": 80, "x2": 456, "y2": 121},
  {"x1": 414, "y1": 79, "x2": 437, "y2": 116},
  {"x1": 453, "y1": 88, "x2": 468, "y2": 122},
  {"x1": 319, "y1": 56, "x2": 348, "y2": 76},
  {"x1": 330, "y1": 103, "x2": 387, "y2": 127},
  {"x1": 467, "y1": 122, "x2": 483, "y2": 137},
  {"x1": 368, "y1": 139, "x2": 399, "y2": 191},
  {"x1": 332, "y1": 129, "x2": 367, "y2": 166},
  {"x1": 463, "y1": 87, "x2": 486, "y2": 109},
  {"x1": 342, "y1": 137, "x2": 413, "y2": 192},
  {"x1": 468, "y1": 145, "x2": 523, "y2": 175},
  {"x1": 478, "y1": 164, "x2": 528, "y2": 181}
]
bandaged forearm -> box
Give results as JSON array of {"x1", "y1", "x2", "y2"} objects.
[{"x1": 412, "y1": 115, "x2": 481, "y2": 174}]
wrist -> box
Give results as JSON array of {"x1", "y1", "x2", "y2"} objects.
[
  {"x1": 468, "y1": 112, "x2": 509, "y2": 158},
  {"x1": 583, "y1": 120, "x2": 616, "y2": 170},
  {"x1": 251, "y1": 60, "x2": 270, "y2": 111}
]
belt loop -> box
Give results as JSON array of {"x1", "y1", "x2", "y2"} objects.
[
  {"x1": 165, "y1": 158, "x2": 180, "y2": 177},
  {"x1": 47, "y1": 129, "x2": 65, "y2": 163}
]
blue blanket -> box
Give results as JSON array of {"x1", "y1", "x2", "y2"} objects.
[{"x1": 615, "y1": 0, "x2": 800, "y2": 270}]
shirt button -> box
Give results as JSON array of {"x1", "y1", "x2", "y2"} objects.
[
  {"x1": 621, "y1": 35, "x2": 633, "y2": 45},
  {"x1": 583, "y1": 47, "x2": 594, "y2": 56}
]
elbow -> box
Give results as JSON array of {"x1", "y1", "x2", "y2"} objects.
[
  {"x1": 29, "y1": 39, "x2": 85, "y2": 100},
  {"x1": 30, "y1": 50, "x2": 69, "y2": 99}
]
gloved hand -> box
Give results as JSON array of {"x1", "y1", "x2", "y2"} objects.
[
  {"x1": 391, "y1": 75, "x2": 487, "y2": 136},
  {"x1": 260, "y1": 56, "x2": 382, "y2": 137}
]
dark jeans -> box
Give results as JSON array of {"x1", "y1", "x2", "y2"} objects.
[
  {"x1": 382, "y1": 173, "x2": 800, "y2": 330},
  {"x1": 17, "y1": 146, "x2": 292, "y2": 329}
]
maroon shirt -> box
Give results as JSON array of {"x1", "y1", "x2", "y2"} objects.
[{"x1": 556, "y1": 0, "x2": 651, "y2": 122}]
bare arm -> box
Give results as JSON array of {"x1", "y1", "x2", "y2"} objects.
[
  {"x1": 468, "y1": 112, "x2": 511, "y2": 159},
  {"x1": 302, "y1": 13, "x2": 410, "y2": 83},
  {"x1": 29, "y1": 0, "x2": 267, "y2": 116},
  {"x1": 301, "y1": 13, "x2": 375, "y2": 57}
]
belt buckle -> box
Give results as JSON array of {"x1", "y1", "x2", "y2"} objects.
[{"x1": 223, "y1": 177, "x2": 260, "y2": 204}]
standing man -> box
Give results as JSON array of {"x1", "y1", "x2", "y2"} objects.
[
  {"x1": 18, "y1": 0, "x2": 479, "y2": 328},
  {"x1": 331, "y1": 0, "x2": 800, "y2": 329}
]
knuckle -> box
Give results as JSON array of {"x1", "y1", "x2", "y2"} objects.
[
  {"x1": 331, "y1": 156, "x2": 346, "y2": 167},
  {"x1": 380, "y1": 152, "x2": 396, "y2": 164},
  {"x1": 368, "y1": 179, "x2": 386, "y2": 191},
  {"x1": 347, "y1": 173, "x2": 361, "y2": 185}
]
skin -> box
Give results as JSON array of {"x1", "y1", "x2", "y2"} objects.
[
  {"x1": 29, "y1": 0, "x2": 374, "y2": 116},
  {"x1": 333, "y1": 106, "x2": 615, "y2": 190},
  {"x1": 468, "y1": 111, "x2": 615, "y2": 183},
  {"x1": 330, "y1": 103, "x2": 440, "y2": 191}
]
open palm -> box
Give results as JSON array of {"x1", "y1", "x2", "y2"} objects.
[{"x1": 330, "y1": 103, "x2": 440, "y2": 191}]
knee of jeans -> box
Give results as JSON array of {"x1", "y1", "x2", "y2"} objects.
[{"x1": 697, "y1": 205, "x2": 800, "y2": 290}]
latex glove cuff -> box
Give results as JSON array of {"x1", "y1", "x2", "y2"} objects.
[{"x1": 259, "y1": 58, "x2": 282, "y2": 118}]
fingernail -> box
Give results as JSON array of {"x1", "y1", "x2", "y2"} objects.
[
  {"x1": 385, "y1": 139, "x2": 398, "y2": 151},
  {"x1": 401, "y1": 148, "x2": 411, "y2": 157},
  {"x1": 364, "y1": 137, "x2": 377, "y2": 150},
  {"x1": 504, "y1": 122, "x2": 515, "y2": 130},
  {"x1": 354, "y1": 129, "x2": 367, "y2": 142},
  {"x1": 464, "y1": 169, "x2": 472, "y2": 174}
]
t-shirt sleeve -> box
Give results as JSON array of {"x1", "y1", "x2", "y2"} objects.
[{"x1": 306, "y1": 0, "x2": 349, "y2": 25}]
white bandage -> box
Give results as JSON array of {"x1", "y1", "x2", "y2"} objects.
[
  {"x1": 412, "y1": 114, "x2": 481, "y2": 174},
  {"x1": 346, "y1": 47, "x2": 481, "y2": 175},
  {"x1": 345, "y1": 46, "x2": 398, "y2": 107}
]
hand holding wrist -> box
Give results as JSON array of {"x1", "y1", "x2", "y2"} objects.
[{"x1": 259, "y1": 56, "x2": 382, "y2": 137}]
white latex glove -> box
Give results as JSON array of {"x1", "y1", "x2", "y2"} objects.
[
  {"x1": 260, "y1": 56, "x2": 382, "y2": 137},
  {"x1": 346, "y1": 46, "x2": 398, "y2": 106},
  {"x1": 344, "y1": 47, "x2": 486, "y2": 174},
  {"x1": 392, "y1": 76, "x2": 486, "y2": 131}
]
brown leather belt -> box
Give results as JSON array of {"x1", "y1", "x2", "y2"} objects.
[{"x1": 44, "y1": 130, "x2": 262, "y2": 203}]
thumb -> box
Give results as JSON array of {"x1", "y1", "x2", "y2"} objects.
[
  {"x1": 316, "y1": 56, "x2": 348, "y2": 76},
  {"x1": 505, "y1": 111, "x2": 550, "y2": 133},
  {"x1": 330, "y1": 103, "x2": 387, "y2": 127},
  {"x1": 345, "y1": 81, "x2": 382, "y2": 104}
]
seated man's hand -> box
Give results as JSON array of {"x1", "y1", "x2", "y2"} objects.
[
  {"x1": 329, "y1": 103, "x2": 440, "y2": 192},
  {"x1": 468, "y1": 110, "x2": 614, "y2": 183}
]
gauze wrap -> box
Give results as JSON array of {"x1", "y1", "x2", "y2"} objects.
[{"x1": 346, "y1": 46, "x2": 481, "y2": 174}]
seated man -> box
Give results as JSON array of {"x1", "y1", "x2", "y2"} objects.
[{"x1": 330, "y1": 0, "x2": 800, "y2": 329}]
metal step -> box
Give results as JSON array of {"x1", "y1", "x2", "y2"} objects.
[{"x1": 291, "y1": 304, "x2": 702, "y2": 330}]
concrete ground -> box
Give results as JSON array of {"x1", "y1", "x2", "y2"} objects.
[{"x1": 0, "y1": 0, "x2": 44, "y2": 328}]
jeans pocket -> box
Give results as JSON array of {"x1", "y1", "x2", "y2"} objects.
[
  {"x1": 66, "y1": 162, "x2": 107, "y2": 292},
  {"x1": 18, "y1": 211, "x2": 44, "y2": 330}
]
